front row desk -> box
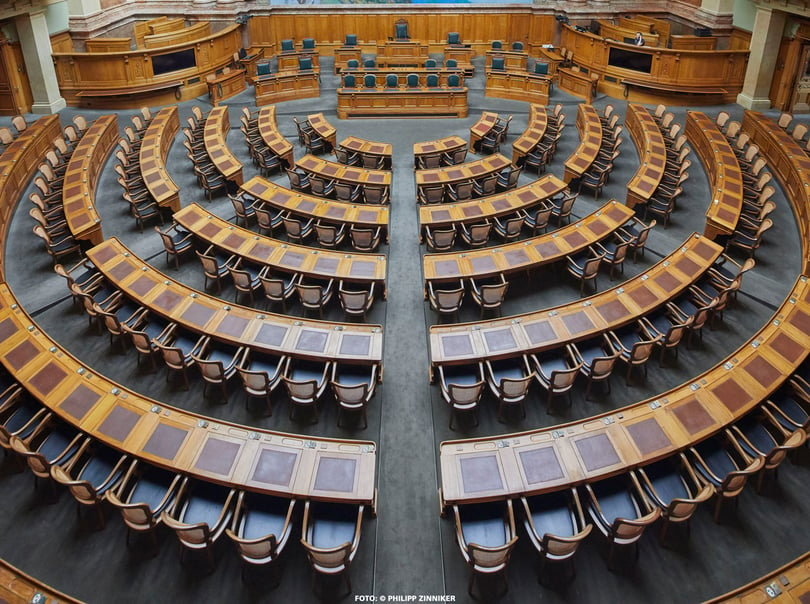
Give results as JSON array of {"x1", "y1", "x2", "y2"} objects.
[{"x1": 336, "y1": 81, "x2": 468, "y2": 119}]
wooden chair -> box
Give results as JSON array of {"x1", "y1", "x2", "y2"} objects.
[
  {"x1": 424, "y1": 225, "x2": 456, "y2": 252},
  {"x1": 10, "y1": 418, "x2": 84, "y2": 495},
  {"x1": 161, "y1": 480, "x2": 237, "y2": 573},
  {"x1": 259, "y1": 271, "x2": 301, "y2": 313},
  {"x1": 236, "y1": 351, "x2": 288, "y2": 416},
  {"x1": 195, "y1": 245, "x2": 236, "y2": 294},
  {"x1": 569, "y1": 334, "x2": 619, "y2": 400},
  {"x1": 468, "y1": 274, "x2": 509, "y2": 318},
  {"x1": 315, "y1": 221, "x2": 347, "y2": 248},
  {"x1": 282, "y1": 215, "x2": 315, "y2": 243},
  {"x1": 363, "y1": 185, "x2": 389, "y2": 205},
  {"x1": 524, "y1": 202, "x2": 553, "y2": 235},
  {"x1": 452, "y1": 500, "x2": 518, "y2": 599},
  {"x1": 445, "y1": 181, "x2": 473, "y2": 203},
  {"x1": 459, "y1": 220, "x2": 492, "y2": 248},
  {"x1": 349, "y1": 226, "x2": 382, "y2": 252},
  {"x1": 418, "y1": 184, "x2": 446, "y2": 205},
  {"x1": 295, "y1": 279, "x2": 335, "y2": 318},
  {"x1": 282, "y1": 359, "x2": 332, "y2": 423},
  {"x1": 192, "y1": 341, "x2": 247, "y2": 402},
  {"x1": 255, "y1": 206, "x2": 286, "y2": 235},
  {"x1": 154, "y1": 224, "x2": 194, "y2": 269},
  {"x1": 428, "y1": 281, "x2": 465, "y2": 322},
  {"x1": 121, "y1": 312, "x2": 171, "y2": 373},
  {"x1": 528, "y1": 348, "x2": 581, "y2": 413},
  {"x1": 330, "y1": 363, "x2": 379, "y2": 429},
  {"x1": 301, "y1": 501, "x2": 364, "y2": 599},
  {"x1": 0, "y1": 389, "x2": 44, "y2": 456},
  {"x1": 492, "y1": 213, "x2": 525, "y2": 243},
  {"x1": 520, "y1": 489, "x2": 592, "y2": 584},
  {"x1": 153, "y1": 325, "x2": 208, "y2": 390},
  {"x1": 32, "y1": 225, "x2": 81, "y2": 266},
  {"x1": 228, "y1": 260, "x2": 265, "y2": 305},
  {"x1": 549, "y1": 192, "x2": 576, "y2": 225},
  {"x1": 338, "y1": 282, "x2": 376, "y2": 321},
  {"x1": 286, "y1": 168, "x2": 311, "y2": 192},
  {"x1": 439, "y1": 363, "x2": 486, "y2": 429},
  {"x1": 483, "y1": 356, "x2": 534, "y2": 422},
  {"x1": 229, "y1": 193, "x2": 258, "y2": 227},
  {"x1": 225, "y1": 492, "x2": 296, "y2": 583},
  {"x1": 607, "y1": 322, "x2": 659, "y2": 385},
  {"x1": 566, "y1": 247, "x2": 605, "y2": 296}
]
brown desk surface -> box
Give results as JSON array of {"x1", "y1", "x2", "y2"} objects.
[
  {"x1": 415, "y1": 153, "x2": 510, "y2": 189},
  {"x1": 139, "y1": 105, "x2": 181, "y2": 211},
  {"x1": 241, "y1": 176, "x2": 389, "y2": 234},
  {"x1": 704, "y1": 551, "x2": 810, "y2": 603},
  {"x1": 429, "y1": 230, "x2": 718, "y2": 368},
  {"x1": 625, "y1": 104, "x2": 667, "y2": 209},
  {"x1": 418, "y1": 174, "x2": 566, "y2": 232},
  {"x1": 204, "y1": 105, "x2": 243, "y2": 185},
  {"x1": 307, "y1": 112, "x2": 337, "y2": 150},
  {"x1": 413, "y1": 135, "x2": 467, "y2": 160},
  {"x1": 469, "y1": 111, "x2": 499, "y2": 151},
  {"x1": 0, "y1": 283, "x2": 378, "y2": 505},
  {"x1": 257, "y1": 105, "x2": 295, "y2": 170},
  {"x1": 63, "y1": 114, "x2": 118, "y2": 245},
  {"x1": 339, "y1": 136, "x2": 392, "y2": 159},
  {"x1": 439, "y1": 274, "x2": 809, "y2": 506},
  {"x1": 174, "y1": 203, "x2": 387, "y2": 289},
  {"x1": 298, "y1": 154, "x2": 391, "y2": 188},
  {"x1": 686, "y1": 111, "x2": 743, "y2": 240},
  {"x1": 512, "y1": 104, "x2": 548, "y2": 165},
  {"x1": 485, "y1": 49, "x2": 529, "y2": 69},
  {"x1": 86, "y1": 237, "x2": 384, "y2": 365},
  {"x1": 564, "y1": 104, "x2": 603, "y2": 183},
  {"x1": 742, "y1": 110, "x2": 810, "y2": 273},
  {"x1": 423, "y1": 199, "x2": 635, "y2": 286}
]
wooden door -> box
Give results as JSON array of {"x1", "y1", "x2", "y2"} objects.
[
  {"x1": 791, "y1": 44, "x2": 810, "y2": 114},
  {"x1": 0, "y1": 38, "x2": 18, "y2": 115}
]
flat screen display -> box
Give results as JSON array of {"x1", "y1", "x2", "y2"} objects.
[
  {"x1": 608, "y1": 47, "x2": 652, "y2": 73},
  {"x1": 152, "y1": 49, "x2": 196, "y2": 76}
]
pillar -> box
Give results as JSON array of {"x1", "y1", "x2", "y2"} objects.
[
  {"x1": 701, "y1": 0, "x2": 734, "y2": 16},
  {"x1": 15, "y1": 10, "x2": 65, "y2": 114},
  {"x1": 737, "y1": 7, "x2": 786, "y2": 109}
]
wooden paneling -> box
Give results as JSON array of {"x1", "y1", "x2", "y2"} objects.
[
  {"x1": 337, "y1": 86, "x2": 468, "y2": 119},
  {"x1": 669, "y1": 35, "x2": 716, "y2": 51},
  {"x1": 599, "y1": 20, "x2": 660, "y2": 47},
  {"x1": 85, "y1": 38, "x2": 132, "y2": 52},
  {"x1": 49, "y1": 31, "x2": 74, "y2": 53},
  {"x1": 729, "y1": 27, "x2": 752, "y2": 51},
  {"x1": 143, "y1": 22, "x2": 210, "y2": 49},
  {"x1": 484, "y1": 70, "x2": 549, "y2": 106},
  {"x1": 255, "y1": 71, "x2": 320, "y2": 106}
]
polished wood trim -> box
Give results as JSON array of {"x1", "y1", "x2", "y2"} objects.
[
  {"x1": 63, "y1": 115, "x2": 118, "y2": 246},
  {"x1": 204, "y1": 106, "x2": 243, "y2": 187},
  {"x1": 512, "y1": 104, "x2": 547, "y2": 166},
  {"x1": 307, "y1": 113, "x2": 337, "y2": 150},
  {"x1": 341, "y1": 69, "x2": 465, "y2": 88},
  {"x1": 469, "y1": 111, "x2": 498, "y2": 152},
  {"x1": 298, "y1": 154, "x2": 391, "y2": 190},
  {"x1": 416, "y1": 153, "x2": 510, "y2": 191},
  {"x1": 625, "y1": 104, "x2": 667, "y2": 209},
  {"x1": 485, "y1": 50, "x2": 529, "y2": 70},
  {"x1": 414, "y1": 135, "x2": 466, "y2": 164},
  {"x1": 254, "y1": 71, "x2": 320, "y2": 106},
  {"x1": 557, "y1": 67, "x2": 596, "y2": 104},
  {"x1": 0, "y1": 557, "x2": 83, "y2": 604},
  {"x1": 339, "y1": 136, "x2": 393, "y2": 170},
  {"x1": 257, "y1": 105, "x2": 295, "y2": 170},
  {"x1": 207, "y1": 69, "x2": 246, "y2": 106},
  {"x1": 564, "y1": 104, "x2": 602, "y2": 184},
  {"x1": 0, "y1": 282, "x2": 378, "y2": 505},
  {"x1": 139, "y1": 106, "x2": 180, "y2": 212},
  {"x1": 277, "y1": 51, "x2": 321, "y2": 73},
  {"x1": 336, "y1": 86, "x2": 469, "y2": 120},
  {"x1": 375, "y1": 41, "x2": 429, "y2": 67},
  {"x1": 704, "y1": 551, "x2": 810, "y2": 603},
  {"x1": 484, "y1": 70, "x2": 550, "y2": 107},
  {"x1": 685, "y1": 111, "x2": 743, "y2": 240}
]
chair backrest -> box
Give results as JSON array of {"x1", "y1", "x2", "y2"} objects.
[
  {"x1": 347, "y1": 59, "x2": 359, "y2": 69},
  {"x1": 296, "y1": 284, "x2": 326, "y2": 306},
  {"x1": 467, "y1": 537, "x2": 518, "y2": 571},
  {"x1": 338, "y1": 289, "x2": 370, "y2": 313},
  {"x1": 446, "y1": 59, "x2": 458, "y2": 69},
  {"x1": 196, "y1": 357, "x2": 226, "y2": 382},
  {"x1": 281, "y1": 39, "x2": 294, "y2": 52},
  {"x1": 386, "y1": 73, "x2": 398, "y2": 87},
  {"x1": 298, "y1": 57, "x2": 313, "y2": 71},
  {"x1": 629, "y1": 338, "x2": 656, "y2": 364},
  {"x1": 332, "y1": 381, "x2": 369, "y2": 406},
  {"x1": 345, "y1": 34, "x2": 357, "y2": 46},
  {"x1": 256, "y1": 63, "x2": 270, "y2": 78},
  {"x1": 491, "y1": 56, "x2": 505, "y2": 70},
  {"x1": 549, "y1": 365, "x2": 579, "y2": 391},
  {"x1": 480, "y1": 281, "x2": 509, "y2": 306},
  {"x1": 316, "y1": 223, "x2": 340, "y2": 245},
  {"x1": 425, "y1": 59, "x2": 437, "y2": 68},
  {"x1": 407, "y1": 73, "x2": 419, "y2": 87},
  {"x1": 364, "y1": 58, "x2": 376, "y2": 68},
  {"x1": 502, "y1": 216, "x2": 524, "y2": 237},
  {"x1": 302, "y1": 38, "x2": 315, "y2": 49},
  {"x1": 426, "y1": 74, "x2": 439, "y2": 87},
  {"x1": 499, "y1": 374, "x2": 532, "y2": 399},
  {"x1": 469, "y1": 222, "x2": 492, "y2": 243},
  {"x1": 582, "y1": 255, "x2": 602, "y2": 278},
  {"x1": 350, "y1": 228, "x2": 380, "y2": 250},
  {"x1": 427, "y1": 227, "x2": 456, "y2": 251},
  {"x1": 448, "y1": 382, "x2": 484, "y2": 405},
  {"x1": 284, "y1": 377, "x2": 319, "y2": 402},
  {"x1": 492, "y1": 40, "x2": 502, "y2": 49},
  {"x1": 534, "y1": 62, "x2": 549, "y2": 75},
  {"x1": 283, "y1": 217, "x2": 304, "y2": 237},
  {"x1": 342, "y1": 73, "x2": 355, "y2": 88},
  {"x1": 364, "y1": 186, "x2": 387, "y2": 204},
  {"x1": 364, "y1": 74, "x2": 377, "y2": 88},
  {"x1": 434, "y1": 287, "x2": 464, "y2": 312},
  {"x1": 395, "y1": 19, "x2": 409, "y2": 39},
  {"x1": 448, "y1": 74, "x2": 460, "y2": 87},
  {"x1": 448, "y1": 32, "x2": 460, "y2": 45},
  {"x1": 301, "y1": 540, "x2": 352, "y2": 571}
]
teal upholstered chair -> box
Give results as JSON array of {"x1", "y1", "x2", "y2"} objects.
[
  {"x1": 347, "y1": 59, "x2": 359, "y2": 69},
  {"x1": 395, "y1": 19, "x2": 409, "y2": 40},
  {"x1": 364, "y1": 74, "x2": 377, "y2": 88},
  {"x1": 343, "y1": 74, "x2": 356, "y2": 88},
  {"x1": 448, "y1": 74, "x2": 460, "y2": 88},
  {"x1": 299, "y1": 57, "x2": 313, "y2": 71},
  {"x1": 425, "y1": 58, "x2": 437, "y2": 69},
  {"x1": 407, "y1": 73, "x2": 419, "y2": 88},
  {"x1": 281, "y1": 39, "x2": 294, "y2": 52},
  {"x1": 256, "y1": 62, "x2": 271, "y2": 77},
  {"x1": 534, "y1": 62, "x2": 549, "y2": 75},
  {"x1": 448, "y1": 32, "x2": 461, "y2": 45},
  {"x1": 446, "y1": 59, "x2": 458, "y2": 69},
  {"x1": 364, "y1": 59, "x2": 376, "y2": 68},
  {"x1": 426, "y1": 74, "x2": 439, "y2": 88},
  {"x1": 491, "y1": 56, "x2": 505, "y2": 70},
  {"x1": 302, "y1": 38, "x2": 316, "y2": 50},
  {"x1": 386, "y1": 73, "x2": 398, "y2": 88},
  {"x1": 512, "y1": 41, "x2": 524, "y2": 51},
  {"x1": 492, "y1": 40, "x2": 503, "y2": 50},
  {"x1": 345, "y1": 34, "x2": 357, "y2": 46}
]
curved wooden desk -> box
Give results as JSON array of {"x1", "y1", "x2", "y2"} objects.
[
  {"x1": 139, "y1": 105, "x2": 180, "y2": 212},
  {"x1": 336, "y1": 85, "x2": 469, "y2": 120},
  {"x1": 511, "y1": 104, "x2": 548, "y2": 166},
  {"x1": 257, "y1": 105, "x2": 295, "y2": 170},
  {"x1": 414, "y1": 135, "x2": 466, "y2": 167},
  {"x1": 439, "y1": 274, "x2": 809, "y2": 508},
  {"x1": 625, "y1": 103, "x2": 667, "y2": 210},
  {"x1": 704, "y1": 551, "x2": 810, "y2": 603},
  {"x1": 469, "y1": 111, "x2": 498, "y2": 152},
  {"x1": 339, "y1": 136, "x2": 393, "y2": 170},
  {"x1": 85, "y1": 238, "x2": 384, "y2": 366},
  {"x1": 307, "y1": 113, "x2": 337, "y2": 151},
  {"x1": 173, "y1": 203, "x2": 387, "y2": 294},
  {"x1": 0, "y1": 283, "x2": 378, "y2": 507},
  {"x1": 277, "y1": 51, "x2": 320, "y2": 73},
  {"x1": 564, "y1": 104, "x2": 603, "y2": 184},
  {"x1": 418, "y1": 174, "x2": 566, "y2": 237},
  {"x1": 742, "y1": 110, "x2": 810, "y2": 273},
  {"x1": 484, "y1": 70, "x2": 550, "y2": 106},
  {"x1": 254, "y1": 72, "x2": 320, "y2": 106},
  {"x1": 429, "y1": 232, "x2": 720, "y2": 370},
  {"x1": 297, "y1": 154, "x2": 391, "y2": 194},
  {"x1": 375, "y1": 41, "x2": 429, "y2": 67},
  {"x1": 62, "y1": 114, "x2": 118, "y2": 246},
  {"x1": 598, "y1": 20, "x2": 660, "y2": 47},
  {"x1": 240, "y1": 176, "x2": 390, "y2": 240},
  {"x1": 0, "y1": 114, "x2": 61, "y2": 277},
  {"x1": 685, "y1": 111, "x2": 743, "y2": 241},
  {"x1": 334, "y1": 46, "x2": 362, "y2": 74},
  {"x1": 423, "y1": 199, "x2": 635, "y2": 286},
  {"x1": 204, "y1": 106, "x2": 243, "y2": 187},
  {"x1": 0, "y1": 557, "x2": 82, "y2": 604},
  {"x1": 485, "y1": 50, "x2": 529, "y2": 71},
  {"x1": 415, "y1": 153, "x2": 510, "y2": 195}
]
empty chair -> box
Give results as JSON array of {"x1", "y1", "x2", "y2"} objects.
[
  {"x1": 228, "y1": 260, "x2": 265, "y2": 305},
  {"x1": 583, "y1": 475, "x2": 661, "y2": 570},
  {"x1": 765, "y1": 379, "x2": 810, "y2": 434},
  {"x1": 427, "y1": 281, "x2": 465, "y2": 322},
  {"x1": 259, "y1": 271, "x2": 301, "y2": 313},
  {"x1": 496, "y1": 166, "x2": 522, "y2": 192},
  {"x1": 569, "y1": 334, "x2": 619, "y2": 400},
  {"x1": 194, "y1": 165, "x2": 228, "y2": 200},
  {"x1": 688, "y1": 433, "x2": 765, "y2": 522},
  {"x1": 424, "y1": 225, "x2": 456, "y2": 252},
  {"x1": 641, "y1": 306, "x2": 692, "y2": 366},
  {"x1": 256, "y1": 206, "x2": 287, "y2": 235},
  {"x1": 121, "y1": 312, "x2": 171, "y2": 372},
  {"x1": 338, "y1": 281, "x2": 376, "y2": 321},
  {"x1": 524, "y1": 202, "x2": 553, "y2": 235},
  {"x1": 50, "y1": 441, "x2": 130, "y2": 529},
  {"x1": 226, "y1": 492, "x2": 296, "y2": 583},
  {"x1": 286, "y1": 168, "x2": 311, "y2": 192},
  {"x1": 32, "y1": 225, "x2": 81, "y2": 266},
  {"x1": 192, "y1": 341, "x2": 247, "y2": 402},
  {"x1": 468, "y1": 274, "x2": 509, "y2": 318},
  {"x1": 418, "y1": 184, "x2": 446, "y2": 205},
  {"x1": 315, "y1": 221, "x2": 347, "y2": 248},
  {"x1": 726, "y1": 218, "x2": 773, "y2": 259},
  {"x1": 419, "y1": 153, "x2": 442, "y2": 169},
  {"x1": 154, "y1": 224, "x2": 194, "y2": 269},
  {"x1": 282, "y1": 359, "x2": 332, "y2": 423},
  {"x1": 161, "y1": 480, "x2": 236, "y2": 573},
  {"x1": 301, "y1": 501, "x2": 364, "y2": 599},
  {"x1": 443, "y1": 147, "x2": 467, "y2": 166},
  {"x1": 528, "y1": 347, "x2": 581, "y2": 413},
  {"x1": 478, "y1": 134, "x2": 500, "y2": 155},
  {"x1": 550, "y1": 192, "x2": 576, "y2": 225},
  {"x1": 349, "y1": 226, "x2": 382, "y2": 252},
  {"x1": 295, "y1": 278, "x2": 335, "y2": 318},
  {"x1": 229, "y1": 193, "x2": 258, "y2": 227},
  {"x1": 492, "y1": 213, "x2": 525, "y2": 243},
  {"x1": 153, "y1": 325, "x2": 208, "y2": 390},
  {"x1": 607, "y1": 322, "x2": 659, "y2": 385},
  {"x1": 566, "y1": 247, "x2": 605, "y2": 296},
  {"x1": 634, "y1": 454, "x2": 714, "y2": 544},
  {"x1": 483, "y1": 356, "x2": 534, "y2": 422},
  {"x1": 236, "y1": 350, "x2": 288, "y2": 416},
  {"x1": 330, "y1": 363, "x2": 379, "y2": 429},
  {"x1": 439, "y1": 363, "x2": 486, "y2": 429},
  {"x1": 452, "y1": 500, "x2": 518, "y2": 599},
  {"x1": 520, "y1": 489, "x2": 592, "y2": 583},
  {"x1": 0, "y1": 390, "x2": 45, "y2": 455},
  {"x1": 95, "y1": 293, "x2": 143, "y2": 352},
  {"x1": 282, "y1": 215, "x2": 315, "y2": 243},
  {"x1": 459, "y1": 220, "x2": 492, "y2": 248},
  {"x1": 309, "y1": 175, "x2": 335, "y2": 198},
  {"x1": 335, "y1": 182, "x2": 362, "y2": 204},
  {"x1": 10, "y1": 418, "x2": 84, "y2": 494},
  {"x1": 619, "y1": 217, "x2": 656, "y2": 262},
  {"x1": 335, "y1": 147, "x2": 360, "y2": 166},
  {"x1": 595, "y1": 235, "x2": 630, "y2": 280},
  {"x1": 196, "y1": 245, "x2": 236, "y2": 294},
  {"x1": 445, "y1": 180, "x2": 473, "y2": 203},
  {"x1": 107, "y1": 462, "x2": 183, "y2": 554}
]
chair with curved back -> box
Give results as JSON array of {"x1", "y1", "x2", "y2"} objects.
[
  {"x1": 566, "y1": 247, "x2": 606, "y2": 297},
  {"x1": 295, "y1": 279, "x2": 335, "y2": 318},
  {"x1": 428, "y1": 281, "x2": 465, "y2": 322},
  {"x1": 385, "y1": 73, "x2": 398, "y2": 88},
  {"x1": 569, "y1": 334, "x2": 619, "y2": 400},
  {"x1": 330, "y1": 363, "x2": 379, "y2": 429},
  {"x1": 438, "y1": 363, "x2": 486, "y2": 429},
  {"x1": 195, "y1": 245, "x2": 236, "y2": 294},
  {"x1": 228, "y1": 260, "x2": 266, "y2": 305},
  {"x1": 349, "y1": 226, "x2": 382, "y2": 252},
  {"x1": 528, "y1": 347, "x2": 582, "y2": 413},
  {"x1": 236, "y1": 350, "x2": 288, "y2": 416},
  {"x1": 10, "y1": 417, "x2": 84, "y2": 496},
  {"x1": 364, "y1": 74, "x2": 377, "y2": 88},
  {"x1": 459, "y1": 220, "x2": 492, "y2": 248},
  {"x1": 483, "y1": 356, "x2": 534, "y2": 422},
  {"x1": 338, "y1": 281, "x2": 376, "y2": 321},
  {"x1": 153, "y1": 325, "x2": 208, "y2": 390},
  {"x1": 282, "y1": 215, "x2": 315, "y2": 244},
  {"x1": 282, "y1": 359, "x2": 332, "y2": 423},
  {"x1": 154, "y1": 224, "x2": 194, "y2": 269},
  {"x1": 191, "y1": 341, "x2": 247, "y2": 402},
  {"x1": 452, "y1": 500, "x2": 518, "y2": 600},
  {"x1": 315, "y1": 221, "x2": 347, "y2": 248},
  {"x1": 607, "y1": 322, "x2": 660, "y2": 385},
  {"x1": 468, "y1": 274, "x2": 509, "y2": 318},
  {"x1": 259, "y1": 271, "x2": 301, "y2": 313},
  {"x1": 425, "y1": 225, "x2": 456, "y2": 252}
]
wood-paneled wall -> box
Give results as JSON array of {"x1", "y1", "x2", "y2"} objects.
[
  {"x1": 248, "y1": 9, "x2": 555, "y2": 55},
  {"x1": 143, "y1": 22, "x2": 210, "y2": 49},
  {"x1": 52, "y1": 24, "x2": 241, "y2": 108}
]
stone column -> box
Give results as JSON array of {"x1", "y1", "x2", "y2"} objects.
[
  {"x1": 701, "y1": 0, "x2": 734, "y2": 16},
  {"x1": 66, "y1": 0, "x2": 101, "y2": 17},
  {"x1": 737, "y1": 7, "x2": 786, "y2": 109},
  {"x1": 15, "y1": 10, "x2": 66, "y2": 114}
]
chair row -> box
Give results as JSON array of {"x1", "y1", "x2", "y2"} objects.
[
  {"x1": 239, "y1": 107, "x2": 286, "y2": 177},
  {"x1": 418, "y1": 164, "x2": 521, "y2": 205},
  {"x1": 182, "y1": 106, "x2": 230, "y2": 200},
  {"x1": 518, "y1": 103, "x2": 566, "y2": 175}
]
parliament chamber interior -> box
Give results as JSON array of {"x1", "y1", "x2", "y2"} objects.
[{"x1": 1, "y1": 0, "x2": 810, "y2": 602}]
